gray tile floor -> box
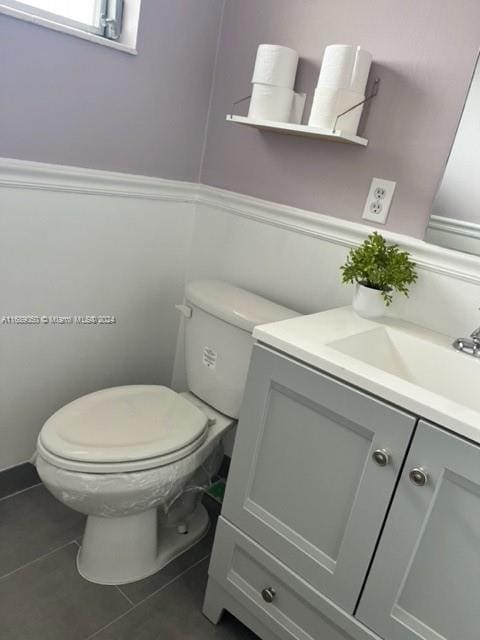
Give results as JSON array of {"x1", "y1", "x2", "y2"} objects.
[{"x1": 0, "y1": 484, "x2": 258, "y2": 640}]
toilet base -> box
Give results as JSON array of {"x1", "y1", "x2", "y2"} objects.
[{"x1": 77, "y1": 503, "x2": 210, "y2": 585}]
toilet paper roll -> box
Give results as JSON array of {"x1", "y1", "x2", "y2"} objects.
[
  {"x1": 350, "y1": 48, "x2": 372, "y2": 95},
  {"x1": 251, "y1": 44, "x2": 299, "y2": 89},
  {"x1": 308, "y1": 87, "x2": 364, "y2": 134},
  {"x1": 317, "y1": 45, "x2": 357, "y2": 89},
  {"x1": 290, "y1": 92, "x2": 307, "y2": 124},
  {"x1": 317, "y1": 45, "x2": 372, "y2": 95},
  {"x1": 249, "y1": 83, "x2": 294, "y2": 122}
]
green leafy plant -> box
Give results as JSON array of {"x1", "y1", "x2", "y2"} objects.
[{"x1": 341, "y1": 232, "x2": 418, "y2": 306}]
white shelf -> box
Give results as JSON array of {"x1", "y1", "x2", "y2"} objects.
[{"x1": 226, "y1": 115, "x2": 368, "y2": 147}]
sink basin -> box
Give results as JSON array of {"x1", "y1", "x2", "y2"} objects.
[
  {"x1": 328, "y1": 326, "x2": 480, "y2": 413},
  {"x1": 254, "y1": 307, "x2": 480, "y2": 444}
]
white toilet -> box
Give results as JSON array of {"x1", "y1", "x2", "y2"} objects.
[{"x1": 35, "y1": 280, "x2": 298, "y2": 585}]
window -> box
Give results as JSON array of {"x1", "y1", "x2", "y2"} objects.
[
  {"x1": 8, "y1": 1, "x2": 108, "y2": 34},
  {"x1": 0, "y1": 0, "x2": 139, "y2": 52}
]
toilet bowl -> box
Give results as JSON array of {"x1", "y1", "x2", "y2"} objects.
[
  {"x1": 36, "y1": 388, "x2": 233, "y2": 585},
  {"x1": 36, "y1": 280, "x2": 298, "y2": 585}
]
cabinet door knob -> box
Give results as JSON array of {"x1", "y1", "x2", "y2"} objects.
[
  {"x1": 261, "y1": 587, "x2": 276, "y2": 603},
  {"x1": 372, "y1": 448, "x2": 391, "y2": 467},
  {"x1": 409, "y1": 467, "x2": 429, "y2": 486}
]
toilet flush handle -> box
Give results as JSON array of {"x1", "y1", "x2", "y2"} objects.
[{"x1": 175, "y1": 304, "x2": 192, "y2": 318}]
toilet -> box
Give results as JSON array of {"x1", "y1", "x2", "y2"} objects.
[{"x1": 35, "y1": 280, "x2": 298, "y2": 585}]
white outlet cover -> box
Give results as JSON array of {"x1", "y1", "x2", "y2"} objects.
[{"x1": 362, "y1": 178, "x2": 396, "y2": 224}]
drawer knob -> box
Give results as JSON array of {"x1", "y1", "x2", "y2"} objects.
[
  {"x1": 261, "y1": 587, "x2": 276, "y2": 603},
  {"x1": 409, "y1": 467, "x2": 429, "y2": 486},
  {"x1": 372, "y1": 448, "x2": 391, "y2": 467}
]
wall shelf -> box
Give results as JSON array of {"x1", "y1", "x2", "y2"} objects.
[{"x1": 226, "y1": 115, "x2": 368, "y2": 147}]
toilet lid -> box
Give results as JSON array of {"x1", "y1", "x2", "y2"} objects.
[{"x1": 39, "y1": 386, "x2": 209, "y2": 464}]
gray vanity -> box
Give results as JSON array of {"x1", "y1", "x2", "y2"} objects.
[{"x1": 203, "y1": 309, "x2": 480, "y2": 640}]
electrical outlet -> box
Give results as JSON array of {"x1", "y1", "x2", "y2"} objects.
[{"x1": 363, "y1": 178, "x2": 396, "y2": 224}]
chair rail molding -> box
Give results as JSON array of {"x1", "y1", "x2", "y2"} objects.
[
  {"x1": 1, "y1": 156, "x2": 479, "y2": 285},
  {"x1": 197, "y1": 185, "x2": 480, "y2": 286},
  {"x1": 0, "y1": 157, "x2": 197, "y2": 203}
]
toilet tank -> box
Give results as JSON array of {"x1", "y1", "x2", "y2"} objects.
[{"x1": 183, "y1": 280, "x2": 299, "y2": 418}]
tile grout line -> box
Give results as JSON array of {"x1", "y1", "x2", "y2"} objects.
[
  {"x1": 116, "y1": 585, "x2": 135, "y2": 607},
  {"x1": 84, "y1": 554, "x2": 211, "y2": 640},
  {"x1": 0, "y1": 539, "x2": 78, "y2": 581},
  {"x1": 72, "y1": 538, "x2": 146, "y2": 608},
  {"x1": 0, "y1": 482, "x2": 42, "y2": 503}
]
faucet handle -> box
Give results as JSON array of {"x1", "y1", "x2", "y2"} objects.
[{"x1": 471, "y1": 325, "x2": 480, "y2": 342}]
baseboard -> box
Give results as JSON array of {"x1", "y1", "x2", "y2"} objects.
[{"x1": 0, "y1": 462, "x2": 41, "y2": 500}]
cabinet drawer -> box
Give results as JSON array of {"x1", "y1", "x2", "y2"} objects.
[{"x1": 208, "y1": 517, "x2": 379, "y2": 640}]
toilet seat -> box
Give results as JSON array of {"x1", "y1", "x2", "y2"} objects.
[{"x1": 38, "y1": 385, "x2": 209, "y2": 474}]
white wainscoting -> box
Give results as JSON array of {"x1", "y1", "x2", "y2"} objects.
[
  {"x1": 0, "y1": 159, "x2": 197, "y2": 470},
  {"x1": 171, "y1": 185, "x2": 480, "y2": 405},
  {"x1": 175, "y1": 187, "x2": 480, "y2": 456},
  {"x1": 2, "y1": 157, "x2": 480, "y2": 468},
  {"x1": 196, "y1": 185, "x2": 480, "y2": 286}
]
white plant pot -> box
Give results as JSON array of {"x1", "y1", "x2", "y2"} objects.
[{"x1": 352, "y1": 284, "x2": 386, "y2": 319}]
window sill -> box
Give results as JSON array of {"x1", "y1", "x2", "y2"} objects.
[{"x1": 0, "y1": 5, "x2": 138, "y2": 54}]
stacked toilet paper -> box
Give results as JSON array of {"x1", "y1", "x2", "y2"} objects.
[
  {"x1": 308, "y1": 45, "x2": 372, "y2": 134},
  {"x1": 290, "y1": 91, "x2": 307, "y2": 124},
  {"x1": 248, "y1": 44, "x2": 305, "y2": 123}
]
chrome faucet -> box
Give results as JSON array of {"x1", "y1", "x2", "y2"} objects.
[{"x1": 453, "y1": 319, "x2": 480, "y2": 357}]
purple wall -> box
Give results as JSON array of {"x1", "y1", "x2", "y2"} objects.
[
  {"x1": 0, "y1": 0, "x2": 223, "y2": 181},
  {"x1": 200, "y1": 0, "x2": 480, "y2": 237},
  {"x1": 2, "y1": 0, "x2": 480, "y2": 238}
]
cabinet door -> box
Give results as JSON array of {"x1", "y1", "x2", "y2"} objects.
[
  {"x1": 223, "y1": 345, "x2": 416, "y2": 613},
  {"x1": 357, "y1": 420, "x2": 480, "y2": 640}
]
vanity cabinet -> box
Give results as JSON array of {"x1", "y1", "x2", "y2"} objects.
[
  {"x1": 204, "y1": 344, "x2": 480, "y2": 640},
  {"x1": 357, "y1": 419, "x2": 480, "y2": 640},
  {"x1": 220, "y1": 344, "x2": 416, "y2": 613}
]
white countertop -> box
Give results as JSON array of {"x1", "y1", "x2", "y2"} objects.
[{"x1": 253, "y1": 307, "x2": 480, "y2": 445}]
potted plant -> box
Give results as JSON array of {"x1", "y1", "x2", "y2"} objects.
[{"x1": 340, "y1": 232, "x2": 418, "y2": 319}]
